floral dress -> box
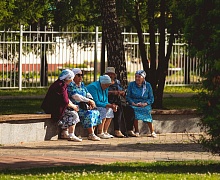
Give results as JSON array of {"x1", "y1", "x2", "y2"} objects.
[
  {"x1": 126, "y1": 81, "x2": 154, "y2": 123},
  {"x1": 67, "y1": 82, "x2": 101, "y2": 128}
]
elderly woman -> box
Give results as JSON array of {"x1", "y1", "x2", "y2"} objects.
[
  {"x1": 126, "y1": 70, "x2": 157, "y2": 137},
  {"x1": 87, "y1": 75, "x2": 118, "y2": 139},
  {"x1": 67, "y1": 68, "x2": 101, "y2": 141},
  {"x1": 41, "y1": 69, "x2": 82, "y2": 142},
  {"x1": 105, "y1": 67, "x2": 137, "y2": 137}
]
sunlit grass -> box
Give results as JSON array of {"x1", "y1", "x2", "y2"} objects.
[
  {"x1": 0, "y1": 86, "x2": 199, "y2": 115},
  {"x1": 0, "y1": 161, "x2": 219, "y2": 180},
  {"x1": 0, "y1": 86, "x2": 200, "y2": 96},
  {"x1": 164, "y1": 85, "x2": 201, "y2": 94},
  {"x1": 0, "y1": 88, "x2": 48, "y2": 96}
]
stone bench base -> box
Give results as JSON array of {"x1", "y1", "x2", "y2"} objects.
[{"x1": 0, "y1": 110, "x2": 202, "y2": 145}]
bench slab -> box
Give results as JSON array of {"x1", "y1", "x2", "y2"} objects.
[{"x1": 0, "y1": 110, "x2": 201, "y2": 145}]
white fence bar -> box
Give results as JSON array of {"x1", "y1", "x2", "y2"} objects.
[
  {"x1": 0, "y1": 26, "x2": 207, "y2": 89},
  {"x1": 18, "y1": 25, "x2": 23, "y2": 90}
]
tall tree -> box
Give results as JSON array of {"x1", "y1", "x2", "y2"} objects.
[
  {"x1": 183, "y1": 0, "x2": 220, "y2": 155},
  {"x1": 123, "y1": 0, "x2": 182, "y2": 108},
  {"x1": 100, "y1": 0, "x2": 128, "y2": 88}
]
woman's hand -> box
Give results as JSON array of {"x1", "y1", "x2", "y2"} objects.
[
  {"x1": 69, "y1": 100, "x2": 79, "y2": 111},
  {"x1": 72, "y1": 104, "x2": 79, "y2": 111},
  {"x1": 111, "y1": 104, "x2": 118, "y2": 112},
  {"x1": 88, "y1": 99, "x2": 96, "y2": 109},
  {"x1": 132, "y1": 102, "x2": 147, "y2": 107}
]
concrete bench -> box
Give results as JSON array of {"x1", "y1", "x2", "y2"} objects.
[{"x1": 0, "y1": 109, "x2": 202, "y2": 145}]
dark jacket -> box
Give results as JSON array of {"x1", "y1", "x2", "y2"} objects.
[{"x1": 41, "y1": 79, "x2": 69, "y2": 121}]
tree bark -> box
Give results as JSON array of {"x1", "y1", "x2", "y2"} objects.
[{"x1": 101, "y1": 0, "x2": 128, "y2": 88}]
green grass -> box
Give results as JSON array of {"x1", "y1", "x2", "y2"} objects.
[
  {"x1": 0, "y1": 86, "x2": 199, "y2": 96},
  {"x1": 0, "y1": 161, "x2": 219, "y2": 179},
  {"x1": 0, "y1": 97, "x2": 197, "y2": 115},
  {"x1": 0, "y1": 88, "x2": 48, "y2": 96},
  {"x1": 164, "y1": 85, "x2": 201, "y2": 93},
  {"x1": 0, "y1": 99, "x2": 43, "y2": 115},
  {"x1": 0, "y1": 86, "x2": 198, "y2": 115},
  {"x1": 163, "y1": 97, "x2": 197, "y2": 109}
]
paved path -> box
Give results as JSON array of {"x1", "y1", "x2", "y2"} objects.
[{"x1": 0, "y1": 133, "x2": 219, "y2": 170}]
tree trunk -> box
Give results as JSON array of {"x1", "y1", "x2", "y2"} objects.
[
  {"x1": 147, "y1": 0, "x2": 157, "y2": 94},
  {"x1": 133, "y1": 2, "x2": 149, "y2": 76},
  {"x1": 101, "y1": 0, "x2": 128, "y2": 88},
  {"x1": 155, "y1": 0, "x2": 166, "y2": 108}
]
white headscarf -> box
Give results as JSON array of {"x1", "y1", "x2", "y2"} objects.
[
  {"x1": 59, "y1": 69, "x2": 75, "y2": 80},
  {"x1": 72, "y1": 68, "x2": 82, "y2": 75}
]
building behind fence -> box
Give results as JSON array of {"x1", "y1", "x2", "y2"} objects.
[{"x1": 0, "y1": 26, "x2": 205, "y2": 90}]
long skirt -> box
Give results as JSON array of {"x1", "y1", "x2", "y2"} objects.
[
  {"x1": 58, "y1": 108, "x2": 80, "y2": 129},
  {"x1": 97, "y1": 107, "x2": 114, "y2": 120},
  {"x1": 131, "y1": 105, "x2": 153, "y2": 123},
  {"x1": 78, "y1": 109, "x2": 101, "y2": 128}
]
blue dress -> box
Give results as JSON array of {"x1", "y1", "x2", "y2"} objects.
[
  {"x1": 126, "y1": 81, "x2": 154, "y2": 123},
  {"x1": 67, "y1": 82, "x2": 101, "y2": 129}
]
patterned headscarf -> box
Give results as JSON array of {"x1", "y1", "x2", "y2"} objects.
[
  {"x1": 59, "y1": 69, "x2": 75, "y2": 80},
  {"x1": 135, "y1": 70, "x2": 146, "y2": 78}
]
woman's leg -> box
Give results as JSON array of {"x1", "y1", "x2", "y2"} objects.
[
  {"x1": 103, "y1": 118, "x2": 112, "y2": 133},
  {"x1": 112, "y1": 107, "x2": 122, "y2": 131},
  {"x1": 147, "y1": 122, "x2": 157, "y2": 137},
  {"x1": 87, "y1": 127, "x2": 94, "y2": 134},
  {"x1": 147, "y1": 122, "x2": 154, "y2": 133},
  {"x1": 134, "y1": 119, "x2": 139, "y2": 133},
  {"x1": 68, "y1": 124, "x2": 75, "y2": 136},
  {"x1": 123, "y1": 105, "x2": 135, "y2": 131},
  {"x1": 97, "y1": 118, "x2": 106, "y2": 134}
]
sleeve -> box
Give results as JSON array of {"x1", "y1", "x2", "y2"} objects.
[
  {"x1": 72, "y1": 94, "x2": 90, "y2": 102},
  {"x1": 116, "y1": 79, "x2": 123, "y2": 91},
  {"x1": 146, "y1": 83, "x2": 154, "y2": 105},
  {"x1": 126, "y1": 82, "x2": 134, "y2": 105},
  {"x1": 87, "y1": 84, "x2": 108, "y2": 107},
  {"x1": 67, "y1": 83, "x2": 76, "y2": 98},
  {"x1": 86, "y1": 92, "x2": 93, "y2": 99}
]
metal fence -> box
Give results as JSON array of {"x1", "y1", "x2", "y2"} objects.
[{"x1": 0, "y1": 26, "x2": 205, "y2": 90}]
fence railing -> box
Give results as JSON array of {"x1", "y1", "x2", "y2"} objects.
[{"x1": 0, "y1": 26, "x2": 205, "y2": 90}]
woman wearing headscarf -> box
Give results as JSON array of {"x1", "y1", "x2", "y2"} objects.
[
  {"x1": 41, "y1": 69, "x2": 82, "y2": 142},
  {"x1": 67, "y1": 68, "x2": 101, "y2": 141},
  {"x1": 105, "y1": 67, "x2": 137, "y2": 138},
  {"x1": 87, "y1": 75, "x2": 118, "y2": 139},
  {"x1": 126, "y1": 70, "x2": 157, "y2": 138}
]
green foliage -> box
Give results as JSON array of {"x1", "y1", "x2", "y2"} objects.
[
  {"x1": 0, "y1": 161, "x2": 219, "y2": 179},
  {"x1": 183, "y1": 1, "x2": 220, "y2": 155}
]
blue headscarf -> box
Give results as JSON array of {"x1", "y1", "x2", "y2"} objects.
[{"x1": 99, "y1": 75, "x2": 111, "y2": 84}]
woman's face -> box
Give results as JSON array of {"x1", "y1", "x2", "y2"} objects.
[
  {"x1": 65, "y1": 79, "x2": 73, "y2": 85},
  {"x1": 73, "y1": 73, "x2": 83, "y2": 84},
  {"x1": 101, "y1": 83, "x2": 111, "y2": 90},
  {"x1": 135, "y1": 74, "x2": 144, "y2": 85},
  {"x1": 106, "y1": 72, "x2": 116, "y2": 81}
]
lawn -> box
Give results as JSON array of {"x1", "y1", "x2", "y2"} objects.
[
  {"x1": 0, "y1": 161, "x2": 219, "y2": 179},
  {"x1": 0, "y1": 86, "x2": 198, "y2": 115}
]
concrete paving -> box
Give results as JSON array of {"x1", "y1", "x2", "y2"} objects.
[{"x1": 0, "y1": 133, "x2": 219, "y2": 170}]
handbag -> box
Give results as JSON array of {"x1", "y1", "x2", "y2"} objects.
[{"x1": 79, "y1": 102, "x2": 90, "y2": 110}]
